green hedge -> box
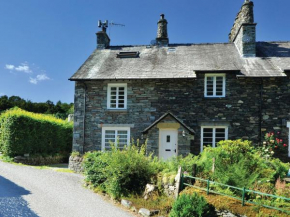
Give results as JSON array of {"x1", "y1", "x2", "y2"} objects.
[{"x1": 0, "y1": 107, "x2": 73, "y2": 157}]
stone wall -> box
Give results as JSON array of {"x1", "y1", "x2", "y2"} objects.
[
  {"x1": 14, "y1": 155, "x2": 66, "y2": 166},
  {"x1": 69, "y1": 155, "x2": 84, "y2": 173},
  {"x1": 72, "y1": 75, "x2": 290, "y2": 162}
]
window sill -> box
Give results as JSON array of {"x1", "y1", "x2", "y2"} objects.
[
  {"x1": 106, "y1": 109, "x2": 128, "y2": 113},
  {"x1": 203, "y1": 97, "x2": 226, "y2": 100}
]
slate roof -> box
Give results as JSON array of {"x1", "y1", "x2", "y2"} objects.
[
  {"x1": 142, "y1": 112, "x2": 195, "y2": 135},
  {"x1": 69, "y1": 41, "x2": 290, "y2": 80}
]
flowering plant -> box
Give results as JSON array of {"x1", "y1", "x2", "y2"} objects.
[{"x1": 259, "y1": 131, "x2": 287, "y2": 159}]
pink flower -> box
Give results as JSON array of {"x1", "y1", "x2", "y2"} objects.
[
  {"x1": 277, "y1": 132, "x2": 280, "y2": 134},
  {"x1": 283, "y1": 144, "x2": 287, "y2": 147}
]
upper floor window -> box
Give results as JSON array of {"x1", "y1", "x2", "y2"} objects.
[
  {"x1": 107, "y1": 83, "x2": 127, "y2": 109},
  {"x1": 201, "y1": 126, "x2": 228, "y2": 152},
  {"x1": 204, "y1": 74, "x2": 226, "y2": 97}
]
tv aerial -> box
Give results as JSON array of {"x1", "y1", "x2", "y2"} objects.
[
  {"x1": 108, "y1": 21, "x2": 125, "y2": 37},
  {"x1": 98, "y1": 20, "x2": 109, "y2": 32},
  {"x1": 98, "y1": 20, "x2": 125, "y2": 37}
]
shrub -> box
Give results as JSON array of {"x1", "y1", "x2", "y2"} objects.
[
  {"x1": 195, "y1": 140, "x2": 289, "y2": 188},
  {"x1": 105, "y1": 143, "x2": 156, "y2": 199},
  {"x1": 83, "y1": 151, "x2": 108, "y2": 187},
  {"x1": 169, "y1": 193, "x2": 216, "y2": 217},
  {"x1": 0, "y1": 107, "x2": 73, "y2": 157},
  {"x1": 162, "y1": 154, "x2": 199, "y2": 174},
  {"x1": 83, "y1": 141, "x2": 157, "y2": 199}
]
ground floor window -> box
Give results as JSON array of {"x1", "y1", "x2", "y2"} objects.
[
  {"x1": 201, "y1": 126, "x2": 228, "y2": 152},
  {"x1": 101, "y1": 127, "x2": 130, "y2": 151},
  {"x1": 287, "y1": 122, "x2": 290, "y2": 157}
]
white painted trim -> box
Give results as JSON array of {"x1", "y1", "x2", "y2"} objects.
[
  {"x1": 101, "y1": 126, "x2": 130, "y2": 151},
  {"x1": 204, "y1": 74, "x2": 226, "y2": 98},
  {"x1": 107, "y1": 83, "x2": 127, "y2": 110},
  {"x1": 287, "y1": 122, "x2": 290, "y2": 157},
  {"x1": 200, "y1": 126, "x2": 228, "y2": 152}
]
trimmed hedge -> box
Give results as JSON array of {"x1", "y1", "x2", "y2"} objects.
[{"x1": 0, "y1": 107, "x2": 73, "y2": 157}]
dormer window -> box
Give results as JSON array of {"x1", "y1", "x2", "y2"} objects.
[
  {"x1": 107, "y1": 83, "x2": 127, "y2": 109},
  {"x1": 204, "y1": 74, "x2": 226, "y2": 97}
]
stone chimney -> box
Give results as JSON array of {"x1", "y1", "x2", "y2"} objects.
[
  {"x1": 96, "y1": 20, "x2": 110, "y2": 49},
  {"x1": 229, "y1": 0, "x2": 256, "y2": 57},
  {"x1": 156, "y1": 14, "x2": 169, "y2": 46}
]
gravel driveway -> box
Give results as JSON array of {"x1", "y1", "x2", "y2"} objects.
[{"x1": 0, "y1": 161, "x2": 133, "y2": 217}]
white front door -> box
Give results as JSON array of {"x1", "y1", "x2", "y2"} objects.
[{"x1": 159, "y1": 129, "x2": 178, "y2": 160}]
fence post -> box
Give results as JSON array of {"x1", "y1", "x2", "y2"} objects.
[
  {"x1": 181, "y1": 173, "x2": 184, "y2": 190},
  {"x1": 207, "y1": 179, "x2": 210, "y2": 195},
  {"x1": 192, "y1": 164, "x2": 197, "y2": 185},
  {"x1": 175, "y1": 166, "x2": 182, "y2": 199},
  {"x1": 242, "y1": 187, "x2": 246, "y2": 206}
]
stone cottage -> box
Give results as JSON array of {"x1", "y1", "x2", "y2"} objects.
[{"x1": 69, "y1": 0, "x2": 290, "y2": 162}]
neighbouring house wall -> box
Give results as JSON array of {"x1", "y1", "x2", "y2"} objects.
[
  {"x1": 72, "y1": 75, "x2": 290, "y2": 161},
  {"x1": 261, "y1": 77, "x2": 290, "y2": 162}
]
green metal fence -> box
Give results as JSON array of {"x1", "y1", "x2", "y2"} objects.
[{"x1": 181, "y1": 174, "x2": 290, "y2": 214}]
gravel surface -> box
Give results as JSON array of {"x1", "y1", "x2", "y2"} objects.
[{"x1": 0, "y1": 161, "x2": 133, "y2": 217}]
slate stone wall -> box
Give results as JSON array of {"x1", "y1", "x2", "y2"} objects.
[{"x1": 72, "y1": 75, "x2": 290, "y2": 162}]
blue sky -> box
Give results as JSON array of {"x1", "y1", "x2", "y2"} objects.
[{"x1": 0, "y1": 0, "x2": 289, "y2": 103}]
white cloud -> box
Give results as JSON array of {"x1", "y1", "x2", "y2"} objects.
[
  {"x1": 5, "y1": 64, "x2": 15, "y2": 70},
  {"x1": 29, "y1": 74, "x2": 50, "y2": 84},
  {"x1": 15, "y1": 63, "x2": 32, "y2": 73},
  {"x1": 5, "y1": 63, "x2": 32, "y2": 73},
  {"x1": 29, "y1": 78, "x2": 38, "y2": 84},
  {"x1": 36, "y1": 74, "x2": 50, "y2": 81}
]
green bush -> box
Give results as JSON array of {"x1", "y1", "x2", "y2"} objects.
[
  {"x1": 83, "y1": 151, "x2": 109, "y2": 188},
  {"x1": 195, "y1": 140, "x2": 289, "y2": 188},
  {"x1": 162, "y1": 154, "x2": 199, "y2": 173},
  {"x1": 0, "y1": 107, "x2": 73, "y2": 157},
  {"x1": 83, "y1": 142, "x2": 157, "y2": 199},
  {"x1": 169, "y1": 193, "x2": 216, "y2": 217}
]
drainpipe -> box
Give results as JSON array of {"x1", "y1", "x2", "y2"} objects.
[
  {"x1": 82, "y1": 82, "x2": 87, "y2": 154},
  {"x1": 259, "y1": 78, "x2": 263, "y2": 145}
]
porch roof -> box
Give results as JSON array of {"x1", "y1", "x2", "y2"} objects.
[{"x1": 142, "y1": 112, "x2": 195, "y2": 135}]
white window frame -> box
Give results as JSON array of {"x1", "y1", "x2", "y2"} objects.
[
  {"x1": 101, "y1": 127, "x2": 130, "y2": 151},
  {"x1": 204, "y1": 74, "x2": 226, "y2": 97},
  {"x1": 107, "y1": 83, "x2": 127, "y2": 109},
  {"x1": 287, "y1": 122, "x2": 290, "y2": 157},
  {"x1": 201, "y1": 126, "x2": 228, "y2": 152}
]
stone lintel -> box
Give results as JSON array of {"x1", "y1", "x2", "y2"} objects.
[
  {"x1": 199, "y1": 121, "x2": 231, "y2": 127},
  {"x1": 97, "y1": 124, "x2": 135, "y2": 128},
  {"x1": 157, "y1": 123, "x2": 180, "y2": 129}
]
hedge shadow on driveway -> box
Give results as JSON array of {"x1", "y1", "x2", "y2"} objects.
[{"x1": 0, "y1": 176, "x2": 39, "y2": 217}]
